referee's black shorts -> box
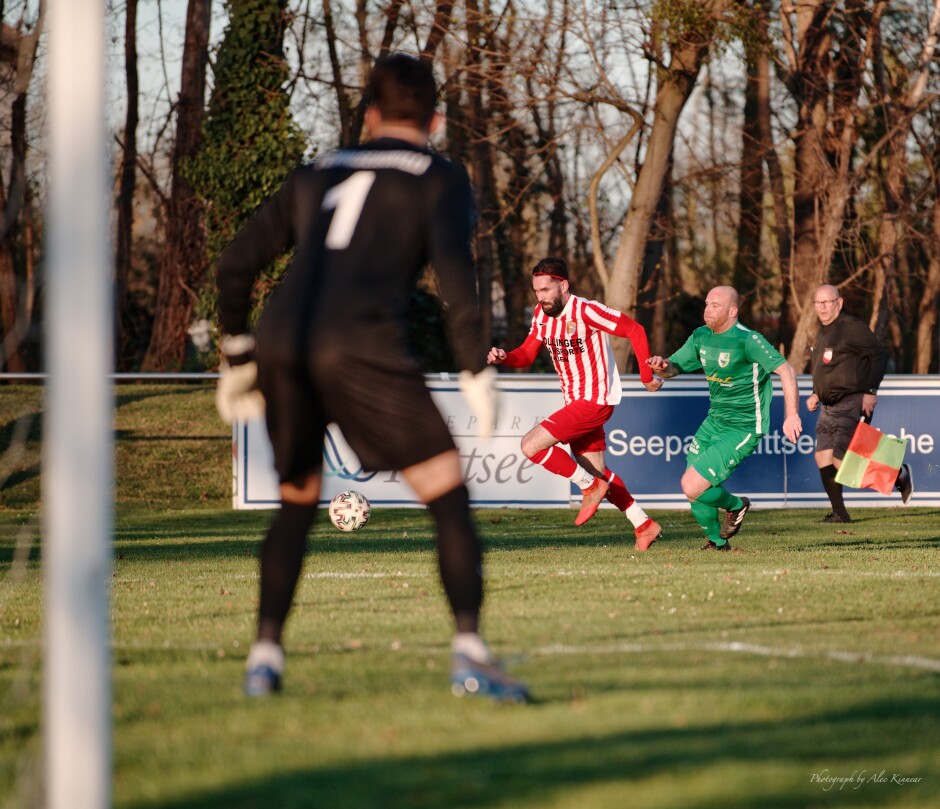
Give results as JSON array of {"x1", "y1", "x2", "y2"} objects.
[
  {"x1": 257, "y1": 341, "x2": 456, "y2": 487},
  {"x1": 815, "y1": 392, "x2": 866, "y2": 460}
]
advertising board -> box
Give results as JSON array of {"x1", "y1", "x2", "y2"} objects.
[{"x1": 234, "y1": 375, "x2": 939, "y2": 509}]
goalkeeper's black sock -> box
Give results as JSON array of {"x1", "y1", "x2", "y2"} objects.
[
  {"x1": 257, "y1": 501, "x2": 318, "y2": 644},
  {"x1": 427, "y1": 484, "x2": 482, "y2": 634},
  {"x1": 819, "y1": 464, "x2": 849, "y2": 518}
]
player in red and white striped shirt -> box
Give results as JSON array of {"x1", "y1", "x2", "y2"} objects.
[{"x1": 488, "y1": 257, "x2": 664, "y2": 550}]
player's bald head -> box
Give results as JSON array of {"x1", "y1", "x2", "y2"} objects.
[
  {"x1": 709, "y1": 285, "x2": 740, "y2": 308},
  {"x1": 815, "y1": 284, "x2": 839, "y2": 301}
]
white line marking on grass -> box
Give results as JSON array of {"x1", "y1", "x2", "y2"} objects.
[
  {"x1": 304, "y1": 571, "x2": 433, "y2": 579},
  {"x1": 110, "y1": 571, "x2": 436, "y2": 583},
  {"x1": 4, "y1": 637, "x2": 938, "y2": 672},
  {"x1": 761, "y1": 569, "x2": 940, "y2": 578},
  {"x1": 533, "y1": 641, "x2": 940, "y2": 672}
]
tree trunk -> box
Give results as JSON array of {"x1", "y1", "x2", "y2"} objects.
[
  {"x1": 755, "y1": 29, "x2": 791, "y2": 348},
  {"x1": 115, "y1": 0, "x2": 138, "y2": 371},
  {"x1": 636, "y1": 158, "x2": 671, "y2": 343},
  {"x1": 732, "y1": 50, "x2": 763, "y2": 324},
  {"x1": 783, "y1": 3, "x2": 832, "y2": 368},
  {"x1": 422, "y1": 0, "x2": 456, "y2": 59},
  {"x1": 142, "y1": 0, "x2": 210, "y2": 371},
  {"x1": 782, "y1": 1, "x2": 878, "y2": 370},
  {"x1": 0, "y1": 5, "x2": 42, "y2": 372},
  {"x1": 869, "y1": 0, "x2": 940, "y2": 343},
  {"x1": 606, "y1": 80, "x2": 691, "y2": 339},
  {"x1": 0, "y1": 227, "x2": 18, "y2": 372},
  {"x1": 323, "y1": 0, "x2": 352, "y2": 146},
  {"x1": 915, "y1": 194, "x2": 940, "y2": 373},
  {"x1": 606, "y1": 0, "x2": 730, "y2": 369},
  {"x1": 464, "y1": 0, "x2": 498, "y2": 343}
]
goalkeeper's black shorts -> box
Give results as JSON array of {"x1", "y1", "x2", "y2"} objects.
[{"x1": 257, "y1": 342, "x2": 456, "y2": 487}]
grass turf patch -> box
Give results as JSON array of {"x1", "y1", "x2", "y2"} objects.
[
  {"x1": 1, "y1": 505, "x2": 938, "y2": 808},
  {"x1": 1, "y1": 384, "x2": 938, "y2": 807}
]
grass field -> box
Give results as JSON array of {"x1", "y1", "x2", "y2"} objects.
[{"x1": 1, "y1": 385, "x2": 938, "y2": 808}]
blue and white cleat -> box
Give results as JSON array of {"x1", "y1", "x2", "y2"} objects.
[
  {"x1": 450, "y1": 653, "x2": 530, "y2": 704},
  {"x1": 243, "y1": 641, "x2": 285, "y2": 697},
  {"x1": 244, "y1": 663, "x2": 282, "y2": 696}
]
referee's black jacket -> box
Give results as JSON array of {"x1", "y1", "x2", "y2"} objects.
[{"x1": 810, "y1": 313, "x2": 888, "y2": 405}]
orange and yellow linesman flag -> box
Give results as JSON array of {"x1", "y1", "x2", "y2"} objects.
[{"x1": 835, "y1": 421, "x2": 907, "y2": 495}]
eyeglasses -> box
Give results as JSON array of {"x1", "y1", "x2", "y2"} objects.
[{"x1": 813, "y1": 299, "x2": 840, "y2": 307}]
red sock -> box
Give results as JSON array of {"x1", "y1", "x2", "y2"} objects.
[
  {"x1": 604, "y1": 469, "x2": 635, "y2": 511},
  {"x1": 530, "y1": 446, "x2": 578, "y2": 478}
]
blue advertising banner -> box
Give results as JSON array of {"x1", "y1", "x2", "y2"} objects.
[
  {"x1": 235, "y1": 374, "x2": 939, "y2": 509},
  {"x1": 610, "y1": 375, "x2": 939, "y2": 508}
]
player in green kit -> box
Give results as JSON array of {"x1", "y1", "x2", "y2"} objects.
[{"x1": 647, "y1": 286, "x2": 802, "y2": 550}]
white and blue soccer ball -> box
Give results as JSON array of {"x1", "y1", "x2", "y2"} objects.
[{"x1": 328, "y1": 490, "x2": 371, "y2": 532}]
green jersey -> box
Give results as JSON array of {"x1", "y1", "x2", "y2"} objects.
[{"x1": 670, "y1": 322, "x2": 785, "y2": 434}]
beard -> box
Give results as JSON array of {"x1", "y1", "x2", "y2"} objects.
[{"x1": 541, "y1": 299, "x2": 564, "y2": 317}]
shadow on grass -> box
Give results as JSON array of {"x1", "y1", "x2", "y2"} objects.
[
  {"x1": 115, "y1": 384, "x2": 213, "y2": 409},
  {"x1": 114, "y1": 431, "x2": 229, "y2": 442},
  {"x1": 142, "y1": 695, "x2": 940, "y2": 809},
  {"x1": 0, "y1": 407, "x2": 42, "y2": 442},
  {"x1": 6, "y1": 509, "x2": 656, "y2": 565},
  {"x1": 808, "y1": 537, "x2": 940, "y2": 551},
  {"x1": 102, "y1": 510, "x2": 699, "y2": 562},
  {"x1": 5, "y1": 507, "x2": 938, "y2": 564},
  {"x1": 0, "y1": 462, "x2": 40, "y2": 494}
]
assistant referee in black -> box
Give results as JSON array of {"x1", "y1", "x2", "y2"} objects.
[{"x1": 805, "y1": 284, "x2": 913, "y2": 522}]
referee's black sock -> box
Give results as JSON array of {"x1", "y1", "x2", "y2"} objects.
[
  {"x1": 427, "y1": 484, "x2": 483, "y2": 634},
  {"x1": 258, "y1": 501, "x2": 318, "y2": 644},
  {"x1": 819, "y1": 464, "x2": 849, "y2": 518}
]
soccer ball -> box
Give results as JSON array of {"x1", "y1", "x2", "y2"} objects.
[{"x1": 328, "y1": 490, "x2": 371, "y2": 532}]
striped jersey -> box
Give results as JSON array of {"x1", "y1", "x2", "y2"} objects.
[
  {"x1": 669, "y1": 321, "x2": 786, "y2": 433},
  {"x1": 526, "y1": 295, "x2": 628, "y2": 406}
]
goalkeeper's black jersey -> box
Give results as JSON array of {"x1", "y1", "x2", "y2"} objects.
[{"x1": 217, "y1": 138, "x2": 486, "y2": 374}]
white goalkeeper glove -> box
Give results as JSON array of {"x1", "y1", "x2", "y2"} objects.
[
  {"x1": 216, "y1": 334, "x2": 265, "y2": 424},
  {"x1": 459, "y1": 366, "x2": 499, "y2": 439}
]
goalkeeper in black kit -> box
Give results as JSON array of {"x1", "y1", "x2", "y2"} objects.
[{"x1": 214, "y1": 54, "x2": 528, "y2": 702}]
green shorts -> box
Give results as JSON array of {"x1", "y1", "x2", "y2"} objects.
[{"x1": 686, "y1": 417, "x2": 761, "y2": 486}]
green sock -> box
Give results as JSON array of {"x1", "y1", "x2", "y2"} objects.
[
  {"x1": 694, "y1": 484, "x2": 741, "y2": 512},
  {"x1": 690, "y1": 499, "x2": 723, "y2": 543}
]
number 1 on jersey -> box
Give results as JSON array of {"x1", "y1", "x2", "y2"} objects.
[{"x1": 322, "y1": 171, "x2": 376, "y2": 250}]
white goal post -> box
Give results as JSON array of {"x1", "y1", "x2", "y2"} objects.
[{"x1": 44, "y1": 2, "x2": 112, "y2": 808}]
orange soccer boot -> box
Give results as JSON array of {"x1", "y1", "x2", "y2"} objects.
[
  {"x1": 575, "y1": 478, "x2": 609, "y2": 526},
  {"x1": 633, "y1": 518, "x2": 663, "y2": 551}
]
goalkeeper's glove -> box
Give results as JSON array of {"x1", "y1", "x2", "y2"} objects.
[
  {"x1": 458, "y1": 366, "x2": 499, "y2": 439},
  {"x1": 216, "y1": 334, "x2": 265, "y2": 424}
]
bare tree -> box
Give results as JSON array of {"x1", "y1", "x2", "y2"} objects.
[
  {"x1": 732, "y1": 32, "x2": 765, "y2": 322},
  {"x1": 754, "y1": 1, "x2": 791, "y2": 347},
  {"x1": 115, "y1": 0, "x2": 138, "y2": 370},
  {"x1": 868, "y1": 0, "x2": 940, "y2": 339},
  {"x1": 94, "y1": 1, "x2": 940, "y2": 374},
  {"x1": 142, "y1": 0, "x2": 211, "y2": 371},
  {"x1": 915, "y1": 172, "x2": 940, "y2": 373},
  {"x1": 422, "y1": 0, "x2": 456, "y2": 59},
  {"x1": 0, "y1": 1, "x2": 43, "y2": 372},
  {"x1": 778, "y1": 0, "x2": 884, "y2": 369},
  {"x1": 605, "y1": 0, "x2": 733, "y2": 369}
]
